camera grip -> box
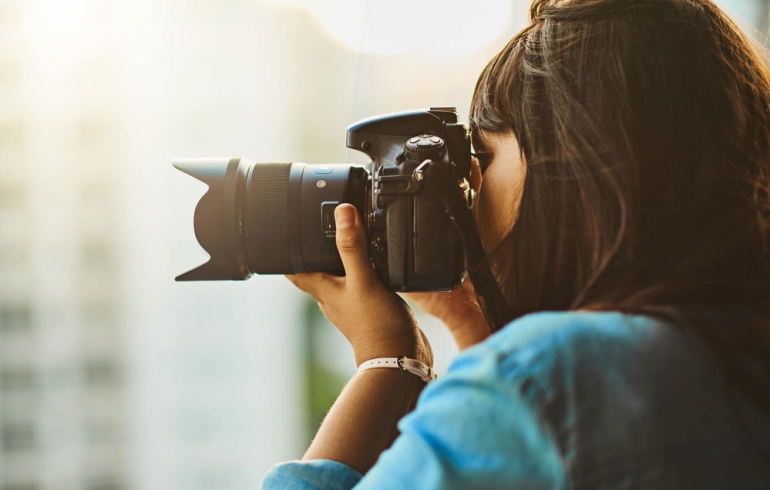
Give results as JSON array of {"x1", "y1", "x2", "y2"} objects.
[{"x1": 385, "y1": 198, "x2": 409, "y2": 289}]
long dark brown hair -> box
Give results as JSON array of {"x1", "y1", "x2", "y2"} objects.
[{"x1": 470, "y1": 0, "x2": 770, "y2": 412}]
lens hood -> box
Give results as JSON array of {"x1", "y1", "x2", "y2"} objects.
[{"x1": 173, "y1": 157, "x2": 252, "y2": 281}]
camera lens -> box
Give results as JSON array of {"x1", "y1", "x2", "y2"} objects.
[
  {"x1": 244, "y1": 162, "x2": 293, "y2": 274},
  {"x1": 173, "y1": 158, "x2": 368, "y2": 281}
]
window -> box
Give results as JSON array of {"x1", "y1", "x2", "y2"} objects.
[
  {"x1": 0, "y1": 305, "x2": 32, "y2": 332},
  {"x1": 1, "y1": 423, "x2": 36, "y2": 451},
  {"x1": 0, "y1": 243, "x2": 30, "y2": 269},
  {"x1": 78, "y1": 181, "x2": 111, "y2": 209},
  {"x1": 83, "y1": 360, "x2": 122, "y2": 386},
  {"x1": 86, "y1": 422, "x2": 121, "y2": 445},
  {"x1": 2, "y1": 484, "x2": 39, "y2": 490},
  {"x1": 0, "y1": 367, "x2": 37, "y2": 391},
  {"x1": 0, "y1": 60, "x2": 23, "y2": 88},
  {"x1": 76, "y1": 119, "x2": 114, "y2": 148},
  {"x1": 0, "y1": 121, "x2": 25, "y2": 151},
  {"x1": 0, "y1": 181, "x2": 27, "y2": 210},
  {"x1": 0, "y1": 1, "x2": 21, "y2": 26},
  {"x1": 81, "y1": 240, "x2": 112, "y2": 269},
  {"x1": 86, "y1": 477, "x2": 124, "y2": 490},
  {"x1": 81, "y1": 303, "x2": 117, "y2": 329}
]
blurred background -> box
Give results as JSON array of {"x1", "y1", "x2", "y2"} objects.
[{"x1": 0, "y1": 0, "x2": 767, "y2": 489}]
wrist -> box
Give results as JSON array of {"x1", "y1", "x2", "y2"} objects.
[
  {"x1": 443, "y1": 309, "x2": 491, "y2": 350},
  {"x1": 358, "y1": 356, "x2": 436, "y2": 383},
  {"x1": 352, "y1": 329, "x2": 432, "y2": 368}
]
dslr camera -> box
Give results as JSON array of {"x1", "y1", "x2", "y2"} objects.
[{"x1": 174, "y1": 107, "x2": 473, "y2": 292}]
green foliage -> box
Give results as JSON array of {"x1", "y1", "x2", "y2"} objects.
[{"x1": 300, "y1": 297, "x2": 350, "y2": 443}]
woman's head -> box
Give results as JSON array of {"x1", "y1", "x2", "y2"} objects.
[{"x1": 471, "y1": 0, "x2": 770, "y2": 323}]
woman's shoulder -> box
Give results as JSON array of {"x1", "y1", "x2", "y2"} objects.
[
  {"x1": 451, "y1": 310, "x2": 687, "y2": 389},
  {"x1": 420, "y1": 311, "x2": 691, "y2": 439},
  {"x1": 450, "y1": 310, "x2": 722, "y2": 418},
  {"x1": 423, "y1": 311, "x2": 770, "y2": 488},
  {"x1": 486, "y1": 310, "x2": 675, "y2": 359}
]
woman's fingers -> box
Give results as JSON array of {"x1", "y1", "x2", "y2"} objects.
[
  {"x1": 333, "y1": 204, "x2": 374, "y2": 288},
  {"x1": 402, "y1": 277, "x2": 489, "y2": 350},
  {"x1": 285, "y1": 203, "x2": 372, "y2": 299},
  {"x1": 284, "y1": 203, "x2": 430, "y2": 365},
  {"x1": 285, "y1": 203, "x2": 375, "y2": 298},
  {"x1": 286, "y1": 272, "x2": 339, "y2": 299},
  {"x1": 285, "y1": 271, "x2": 319, "y2": 297}
]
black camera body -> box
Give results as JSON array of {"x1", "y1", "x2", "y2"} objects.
[{"x1": 174, "y1": 107, "x2": 472, "y2": 292}]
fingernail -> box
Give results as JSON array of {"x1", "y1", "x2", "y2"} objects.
[{"x1": 335, "y1": 205, "x2": 355, "y2": 229}]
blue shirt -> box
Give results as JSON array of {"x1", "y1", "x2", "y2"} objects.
[{"x1": 261, "y1": 311, "x2": 770, "y2": 489}]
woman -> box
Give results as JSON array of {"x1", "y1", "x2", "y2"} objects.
[{"x1": 263, "y1": 0, "x2": 770, "y2": 487}]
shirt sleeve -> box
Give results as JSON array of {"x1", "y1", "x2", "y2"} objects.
[
  {"x1": 262, "y1": 316, "x2": 570, "y2": 490},
  {"x1": 354, "y1": 343, "x2": 568, "y2": 489},
  {"x1": 261, "y1": 459, "x2": 362, "y2": 490}
]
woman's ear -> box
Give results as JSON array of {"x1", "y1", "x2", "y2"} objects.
[{"x1": 470, "y1": 155, "x2": 482, "y2": 193}]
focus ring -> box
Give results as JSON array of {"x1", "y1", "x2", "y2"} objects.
[{"x1": 245, "y1": 163, "x2": 293, "y2": 274}]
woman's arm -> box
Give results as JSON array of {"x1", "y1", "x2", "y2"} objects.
[
  {"x1": 263, "y1": 313, "x2": 570, "y2": 490},
  {"x1": 302, "y1": 369, "x2": 426, "y2": 473},
  {"x1": 287, "y1": 204, "x2": 433, "y2": 474}
]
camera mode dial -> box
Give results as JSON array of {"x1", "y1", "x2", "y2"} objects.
[{"x1": 405, "y1": 134, "x2": 446, "y2": 161}]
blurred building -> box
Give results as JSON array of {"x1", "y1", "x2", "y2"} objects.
[{"x1": 0, "y1": 0, "x2": 128, "y2": 488}]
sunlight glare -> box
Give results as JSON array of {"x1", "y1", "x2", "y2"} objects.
[{"x1": 267, "y1": 0, "x2": 513, "y2": 55}]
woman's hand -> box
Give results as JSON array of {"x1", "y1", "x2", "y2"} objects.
[
  {"x1": 287, "y1": 204, "x2": 433, "y2": 473},
  {"x1": 287, "y1": 203, "x2": 432, "y2": 367},
  {"x1": 402, "y1": 278, "x2": 491, "y2": 351}
]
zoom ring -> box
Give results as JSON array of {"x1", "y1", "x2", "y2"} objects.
[{"x1": 245, "y1": 163, "x2": 293, "y2": 274}]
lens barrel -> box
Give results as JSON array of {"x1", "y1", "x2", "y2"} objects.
[
  {"x1": 245, "y1": 163, "x2": 293, "y2": 274},
  {"x1": 173, "y1": 158, "x2": 367, "y2": 281}
]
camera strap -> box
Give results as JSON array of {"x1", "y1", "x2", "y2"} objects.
[{"x1": 419, "y1": 162, "x2": 515, "y2": 332}]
